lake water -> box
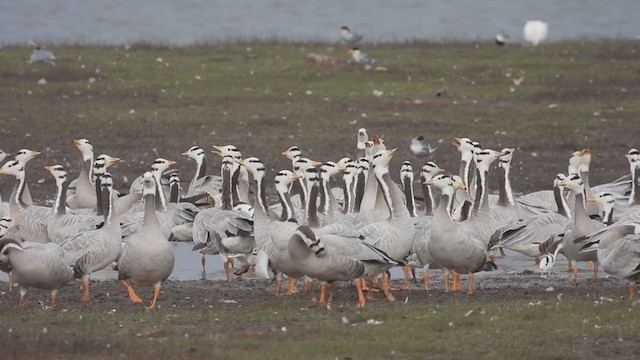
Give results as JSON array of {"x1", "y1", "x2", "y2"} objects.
[{"x1": 1, "y1": 0, "x2": 638, "y2": 46}]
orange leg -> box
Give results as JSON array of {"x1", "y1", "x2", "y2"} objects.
[
  {"x1": 81, "y1": 277, "x2": 91, "y2": 303},
  {"x1": 121, "y1": 280, "x2": 143, "y2": 304},
  {"x1": 18, "y1": 288, "x2": 27, "y2": 308},
  {"x1": 423, "y1": 271, "x2": 429, "y2": 291},
  {"x1": 228, "y1": 257, "x2": 235, "y2": 270},
  {"x1": 355, "y1": 279, "x2": 366, "y2": 308},
  {"x1": 146, "y1": 285, "x2": 161, "y2": 310},
  {"x1": 453, "y1": 272, "x2": 462, "y2": 291},
  {"x1": 593, "y1": 263, "x2": 599, "y2": 280},
  {"x1": 628, "y1": 283, "x2": 637, "y2": 300},
  {"x1": 223, "y1": 257, "x2": 231, "y2": 281},
  {"x1": 444, "y1": 274, "x2": 450, "y2": 293},
  {"x1": 274, "y1": 278, "x2": 282, "y2": 296},
  {"x1": 401, "y1": 266, "x2": 411, "y2": 290},
  {"x1": 318, "y1": 283, "x2": 328, "y2": 304},
  {"x1": 50, "y1": 290, "x2": 58, "y2": 307},
  {"x1": 586, "y1": 262, "x2": 593, "y2": 271},
  {"x1": 287, "y1": 277, "x2": 297, "y2": 295},
  {"x1": 200, "y1": 255, "x2": 206, "y2": 272},
  {"x1": 361, "y1": 277, "x2": 370, "y2": 292},
  {"x1": 381, "y1": 272, "x2": 396, "y2": 302},
  {"x1": 572, "y1": 268, "x2": 579, "y2": 283},
  {"x1": 567, "y1": 261, "x2": 573, "y2": 271},
  {"x1": 499, "y1": 248, "x2": 506, "y2": 258},
  {"x1": 8, "y1": 271, "x2": 13, "y2": 292},
  {"x1": 467, "y1": 272, "x2": 475, "y2": 295},
  {"x1": 303, "y1": 278, "x2": 315, "y2": 293}
]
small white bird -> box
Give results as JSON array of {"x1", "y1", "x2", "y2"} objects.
[
  {"x1": 523, "y1": 20, "x2": 549, "y2": 46},
  {"x1": 410, "y1": 136, "x2": 437, "y2": 157},
  {"x1": 337, "y1": 26, "x2": 363, "y2": 44},
  {"x1": 348, "y1": 47, "x2": 375, "y2": 65},
  {"x1": 495, "y1": 33, "x2": 510, "y2": 46},
  {"x1": 27, "y1": 42, "x2": 56, "y2": 65},
  {"x1": 356, "y1": 128, "x2": 368, "y2": 150}
]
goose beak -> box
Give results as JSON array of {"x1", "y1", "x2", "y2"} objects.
[
  {"x1": 4, "y1": 153, "x2": 11, "y2": 158},
  {"x1": 457, "y1": 183, "x2": 466, "y2": 190},
  {"x1": 44, "y1": 165, "x2": 54, "y2": 172},
  {"x1": 348, "y1": 49, "x2": 354, "y2": 54},
  {"x1": 211, "y1": 145, "x2": 223, "y2": 155},
  {"x1": 31, "y1": 151, "x2": 42, "y2": 157},
  {"x1": 451, "y1": 137, "x2": 461, "y2": 146},
  {"x1": 281, "y1": 150, "x2": 289, "y2": 156},
  {"x1": 0, "y1": 169, "x2": 6, "y2": 175},
  {"x1": 236, "y1": 159, "x2": 246, "y2": 166},
  {"x1": 437, "y1": 167, "x2": 445, "y2": 174},
  {"x1": 311, "y1": 161, "x2": 323, "y2": 167},
  {"x1": 181, "y1": 151, "x2": 189, "y2": 156},
  {"x1": 580, "y1": 147, "x2": 592, "y2": 156},
  {"x1": 109, "y1": 157, "x2": 122, "y2": 165},
  {"x1": 495, "y1": 152, "x2": 505, "y2": 157},
  {"x1": 72, "y1": 139, "x2": 82, "y2": 146},
  {"x1": 167, "y1": 160, "x2": 177, "y2": 166},
  {"x1": 558, "y1": 179, "x2": 568, "y2": 187},
  {"x1": 291, "y1": 174, "x2": 303, "y2": 181},
  {"x1": 387, "y1": 148, "x2": 397, "y2": 156},
  {"x1": 423, "y1": 179, "x2": 434, "y2": 185},
  {"x1": 586, "y1": 197, "x2": 597, "y2": 202}
]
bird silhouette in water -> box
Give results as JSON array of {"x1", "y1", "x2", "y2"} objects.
[{"x1": 410, "y1": 136, "x2": 437, "y2": 157}]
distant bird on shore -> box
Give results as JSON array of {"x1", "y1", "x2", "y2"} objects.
[
  {"x1": 337, "y1": 26, "x2": 363, "y2": 44},
  {"x1": 495, "y1": 33, "x2": 510, "y2": 46},
  {"x1": 410, "y1": 136, "x2": 437, "y2": 158},
  {"x1": 523, "y1": 20, "x2": 549, "y2": 46},
  {"x1": 27, "y1": 41, "x2": 56, "y2": 65},
  {"x1": 348, "y1": 47, "x2": 375, "y2": 65}
]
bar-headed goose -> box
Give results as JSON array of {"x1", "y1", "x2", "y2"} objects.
[
  {"x1": 67, "y1": 139, "x2": 96, "y2": 210},
  {"x1": 118, "y1": 172, "x2": 175, "y2": 310},
  {"x1": 181, "y1": 145, "x2": 221, "y2": 206},
  {"x1": 0, "y1": 238, "x2": 72, "y2": 307}
]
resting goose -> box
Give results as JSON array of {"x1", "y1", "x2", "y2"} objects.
[
  {"x1": 67, "y1": 139, "x2": 97, "y2": 210},
  {"x1": 60, "y1": 172, "x2": 123, "y2": 302},
  {"x1": 118, "y1": 172, "x2": 175, "y2": 310},
  {"x1": 0, "y1": 238, "x2": 72, "y2": 307}
]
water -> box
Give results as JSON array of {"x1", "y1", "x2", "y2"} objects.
[{"x1": 1, "y1": 0, "x2": 638, "y2": 46}]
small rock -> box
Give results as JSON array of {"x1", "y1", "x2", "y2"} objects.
[{"x1": 37, "y1": 78, "x2": 47, "y2": 85}]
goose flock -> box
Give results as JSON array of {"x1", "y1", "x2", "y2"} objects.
[{"x1": 0, "y1": 131, "x2": 639, "y2": 310}]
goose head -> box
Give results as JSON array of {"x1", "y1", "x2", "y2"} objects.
[
  {"x1": 625, "y1": 148, "x2": 639, "y2": 171},
  {"x1": 578, "y1": 147, "x2": 592, "y2": 173},
  {"x1": 498, "y1": 148, "x2": 515, "y2": 169},
  {"x1": 212, "y1": 145, "x2": 242, "y2": 159},
  {"x1": 14, "y1": 149, "x2": 41, "y2": 164},
  {"x1": 0, "y1": 150, "x2": 11, "y2": 163},
  {"x1": 587, "y1": 192, "x2": 615, "y2": 212},
  {"x1": 420, "y1": 161, "x2": 445, "y2": 181},
  {"x1": 357, "y1": 157, "x2": 370, "y2": 173},
  {"x1": 141, "y1": 171, "x2": 156, "y2": 196},
  {"x1": 236, "y1": 157, "x2": 266, "y2": 178},
  {"x1": 371, "y1": 148, "x2": 396, "y2": 170},
  {"x1": 335, "y1": 157, "x2": 351, "y2": 172},
  {"x1": 73, "y1": 139, "x2": 94, "y2": 161},
  {"x1": 451, "y1": 175, "x2": 467, "y2": 192},
  {"x1": 293, "y1": 225, "x2": 325, "y2": 256},
  {"x1": 553, "y1": 173, "x2": 567, "y2": 189},
  {"x1": 44, "y1": 165, "x2": 67, "y2": 185},
  {"x1": 558, "y1": 174, "x2": 584, "y2": 194},
  {"x1": 452, "y1": 137, "x2": 475, "y2": 161},
  {"x1": 169, "y1": 173, "x2": 180, "y2": 186},
  {"x1": 567, "y1": 150, "x2": 583, "y2": 175},
  {"x1": 400, "y1": 161, "x2": 414, "y2": 181},
  {"x1": 0, "y1": 160, "x2": 25, "y2": 178},
  {"x1": 424, "y1": 174, "x2": 457, "y2": 195},
  {"x1": 281, "y1": 146, "x2": 302, "y2": 161},
  {"x1": 100, "y1": 172, "x2": 114, "y2": 190},
  {"x1": 370, "y1": 135, "x2": 386, "y2": 154},
  {"x1": 96, "y1": 154, "x2": 122, "y2": 168},
  {"x1": 356, "y1": 128, "x2": 368, "y2": 150},
  {"x1": 181, "y1": 145, "x2": 205, "y2": 162},
  {"x1": 319, "y1": 161, "x2": 341, "y2": 180},
  {"x1": 274, "y1": 169, "x2": 301, "y2": 192},
  {"x1": 341, "y1": 159, "x2": 357, "y2": 178},
  {"x1": 293, "y1": 157, "x2": 322, "y2": 174},
  {"x1": 150, "y1": 158, "x2": 176, "y2": 176},
  {"x1": 474, "y1": 149, "x2": 505, "y2": 171}
]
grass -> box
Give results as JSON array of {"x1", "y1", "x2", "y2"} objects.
[
  {"x1": 1, "y1": 296, "x2": 639, "y2": 359},
  {"x1": 0, "y1": 40, "x2": 638, "y2": 196}
]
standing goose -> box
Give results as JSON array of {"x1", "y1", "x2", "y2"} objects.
[
  {"x1": 181, "y1": 145, "x2": 221, "y2": 206},
  {"x1": 67, "y1": 139, "x2": 97, "y2": 210},
  {"x1": 420, "y1": 161, "x2": 445, "y2": 216},
  {"x1": 426, "y1": 175, "x2": 494, "y2": 294},
  {"x1": 13, "y1": 148, "x2": 41, "y2": 206},
  {"x1": 192, "y1": 156, "x2": 254, "y2": 278},
  {"x1": 60, "y1": 172, "x2": 123, "y2": 302},
  {"x1": 212, "y1": 145, "x2": 250, "y2": 204},
  {"x1": 288, "y1": 225, "x2": 398, "y2": 308},
  {"x1": 92, "y1": 155, "x2": 121, "y2": 215},
  {"x1": 0, "y1": 160, "x2": 50, "y2": 242},
  {"x1": 118, "y1": 172, "x2": 175, "y2": 310},
  {"x1": 0, "y1": 238, "x2": 72, "y2": 307},
  {"x1": 451, "y1": 137, "x2": 476, "y2": 190},
  {"x1": 558, "y1": 174, "x2": 602, "y2": 281}
]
